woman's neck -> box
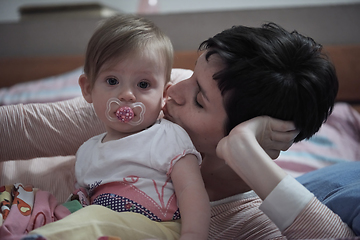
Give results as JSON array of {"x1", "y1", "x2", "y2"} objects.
[{"x1": 201, "y1": 154, "x2": 252, "y2": 202}]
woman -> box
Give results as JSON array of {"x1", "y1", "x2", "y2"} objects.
[{"x1": 0, "y1": 21, "x2": 354, "y2": 239}]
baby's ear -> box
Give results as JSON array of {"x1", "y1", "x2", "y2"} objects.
[
  {"x1": 78, "y1": 74, "x2": 93, "y2": 103},
  {"x1": 162, "y1": 82, "x2": 172, "y2": 107}
]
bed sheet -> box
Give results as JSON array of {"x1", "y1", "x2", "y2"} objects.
[{"x1": 276, "y1": 102, "x2": 360, "y2": 177}]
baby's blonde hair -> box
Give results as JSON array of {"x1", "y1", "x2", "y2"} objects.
[{"x1": 84, "y1": 14, "x2": 174, "y2": 87}]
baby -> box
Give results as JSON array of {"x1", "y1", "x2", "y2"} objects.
[
  {"x1": 76, "y1": 15, "x2": 210, "y2": 240},
  {"x1": 31, "y1": 15, "x2": 209, "y2": 240}
]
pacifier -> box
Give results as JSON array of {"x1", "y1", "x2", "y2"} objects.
[{"x1": 106, "y1": 98, "x2": 146, "y2": 126}]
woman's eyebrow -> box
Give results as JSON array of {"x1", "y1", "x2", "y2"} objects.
[{"x1": 196, "y1": 80, "x2": 209, "y2": 102}]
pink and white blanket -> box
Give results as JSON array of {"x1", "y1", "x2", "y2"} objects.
[{"x1": 0, "y1": 183, "x2": 70, "y2": 239}]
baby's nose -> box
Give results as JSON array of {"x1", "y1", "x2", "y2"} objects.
[{"x1": 119, "y1": 88, "x2": 135, "y2": 102}]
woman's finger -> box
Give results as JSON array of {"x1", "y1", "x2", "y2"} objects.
[
  {"x1": 269, "y1": 117, "x2": 297, "y2": 132},
  {"x1": 265, "y1": 149, "x2": 281, "y2": 160},
  {"x1": 270, "y1": 129, "x2": 299, "y2": 143}
]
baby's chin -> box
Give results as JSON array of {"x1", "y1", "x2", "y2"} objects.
[{"x1": 104, "y1": 124, "x2": 144, "y2": 141}]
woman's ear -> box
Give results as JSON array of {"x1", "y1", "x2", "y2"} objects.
[{"x1": 78, "y1": 74, "x2": 93, "y2": 103}]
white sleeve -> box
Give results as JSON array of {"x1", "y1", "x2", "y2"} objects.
[
  {"x1": 259, "y1": 175, "x2": 314, "y2": 231},
  {"x1": 150, "y1": 119, "x2": 202, "y2": 175}
]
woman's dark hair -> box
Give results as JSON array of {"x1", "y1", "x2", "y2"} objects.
[{"x1": 199, "y1": 23, "x2": 338, "y2": 142}]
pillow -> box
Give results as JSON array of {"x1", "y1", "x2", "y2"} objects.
[
  {"x1": 0, "y1": 156, "x2": 76, "y2": 203},
  {"x1": 275, "y1": 103, "x2": 360, "y2": 177},
  {"x1": 0, "y1": 67, "x2": 83, "y2": 105}
]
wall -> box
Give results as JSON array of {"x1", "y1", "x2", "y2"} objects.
[
  {"x1": 148, "y1": 4, "x2": 360, "y2": 50},
  {"x1": 1, "y1": 0, "x2": 360, "y2": 22},
  {"x1": 0, "y1": 2, "x2": 359, "y2": 58}
]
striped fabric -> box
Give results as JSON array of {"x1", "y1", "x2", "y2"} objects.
[
  {"x1": 0, "y1": 97, "x2": 105, "y2": 161},
  {"x1": 209, "y1": 197, "x2": 354, "y2": 239},
  {"x1": 209, "y1": 197, "x2": 283, "y2": 239}
]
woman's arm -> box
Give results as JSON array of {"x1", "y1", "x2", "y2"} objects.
[
  {"x1": 171, "y1": 154, "x2": 210, "y2": 240},
  {"x1": 0, "y1": 97, "x2": 105, "y2": 161},
  {"x1": 216, "y1": 116, "x2": 295, "y2": 199},
  {"x1": 216, "y1": 116, "x2": 355, "y2": 238}
]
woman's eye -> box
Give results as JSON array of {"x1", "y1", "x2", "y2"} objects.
[
  {"x1": 138, "y1": 81, "x2": 150, "y2": 89},
  {"x1": 194, "y1": 92, "x2": 203, "y2": 108},
  {"x1": 106, "y1": 78, "x2": 119, "y2": 85}
]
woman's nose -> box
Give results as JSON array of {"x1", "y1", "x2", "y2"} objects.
[
  {"x1": 118, "y1": 88, "x2": 135, "y2": 102},
  {"x1": 167, "y1": 79, "x2": 190, "y2": 106}
]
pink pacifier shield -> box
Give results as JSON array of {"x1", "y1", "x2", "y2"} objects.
[
  {"x1": 116, "y1": 106, "x2": 134, "y2": 123},
  {"x1": 106, "y1": 98, "x2": 146, "y2": 126}
]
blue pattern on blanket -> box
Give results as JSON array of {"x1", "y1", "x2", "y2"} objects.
[
  {"x1": 307, "y1": 135, "x2": 334, "y2": 146},
  {"x1": 279, "y1": 151, "x2": 348, "y2": 164}
]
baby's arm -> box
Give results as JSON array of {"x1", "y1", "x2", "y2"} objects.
[{"x1": 171, "y1": 154, "x2": 210, "y2": 240}]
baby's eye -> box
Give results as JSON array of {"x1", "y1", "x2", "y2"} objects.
[
  {"x1": 106, "y1": 78, "x2": 119, "y2": 85},
  {"x1": 138, "y1": 81, "x2": 150, "y2": 89}
]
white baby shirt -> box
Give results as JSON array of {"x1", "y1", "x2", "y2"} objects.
[{"x1": 75, "y1": 119, "x2": 202, "y2": 221}]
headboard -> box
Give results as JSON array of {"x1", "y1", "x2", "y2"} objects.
[{"x1": 0, "y1": 46, "x2": 359, "y2": 112}]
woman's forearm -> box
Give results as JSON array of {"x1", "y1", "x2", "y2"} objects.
[
  {"x1": 0, "y1": 97, "x2": 105, "y2": 161},
  {"x1": 217, "y1": 129, "x2": 287, "y2": 200},
  {"x1": 216, "y1": 119, "x2": 355, "y2": 238}
]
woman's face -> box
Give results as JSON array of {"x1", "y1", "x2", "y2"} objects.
[{"x1": 163, "y1": 52, "x2": 228, "y2": 156}]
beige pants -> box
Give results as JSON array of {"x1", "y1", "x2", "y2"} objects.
[{"x1": 30, "y1": 205, "x2": 181, "y2": 240}]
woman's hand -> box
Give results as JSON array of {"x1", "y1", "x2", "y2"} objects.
[
  {"x1": 243, "y1": 116, "x2": 299, "y2": 159},
  {"x1": 216, "y1": 116, "x2": 298, "y2": 199}
]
